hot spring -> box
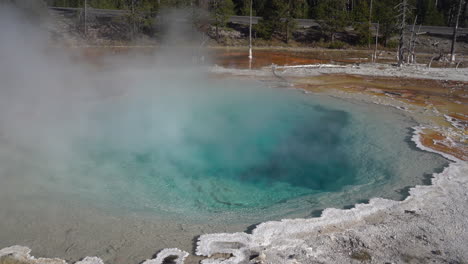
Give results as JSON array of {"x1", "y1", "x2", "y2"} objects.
[
  {"x1": 0, "y1": 67, "x2": 449, "y2": 261},
  {"x1": 0, "y1": 6, "x2": 452, "y2": 263}
]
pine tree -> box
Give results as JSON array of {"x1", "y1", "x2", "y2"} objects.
[
  {"x1": 210, "y1": 0, "x2": 235, "y2": 41},
  {"x1": 315, "y1": 0, "x2": 349, "y2": 43},
  {"x1": 425, "y1": 3, "x2": 444, "y2": 25},
  {"x1": 284, "y1": 0, "x2": 307, "y2": 43},
  {"x1": 255, "y1": 0, "x2": 287, "y2": 39},
  {"x1": 352, "y1": 0, "x2": 371, "y2": 45},
  {"x1": 373, "y1": 0, "x2": 398, "y2": 46}
]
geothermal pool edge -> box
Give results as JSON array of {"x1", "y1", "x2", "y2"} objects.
[
  {"x1": 1, "y1": 69, "x2": 467, "y2": 264},
  {"x1": 1, "y1": 134, "x2": 467, "y2": 264}
]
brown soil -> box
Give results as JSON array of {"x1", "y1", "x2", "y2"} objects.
[{"x1": 419, "y1": 130, "x2": 467, "y2": 161}]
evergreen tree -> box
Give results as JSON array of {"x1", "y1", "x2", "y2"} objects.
[
  {"x1": 117, "y1": 0, "x2": 158, "y2": 38},
  {"x1": 352, "y1": 0, "x2": 371, "y2": 45},
  {"x1": 425, "y1": 0, "x2": 445, "y2": 25},
  {"x1": 315, "y1": 0, "x2": 349, "y2": 42},
  {"x1": 255, "y1": 0, "x2": 287, "y2": 39},
  {"x1": 88, "y1": 0, "x2": 118, "y2": 9},
  {"x1": 210, "y1": 0, "x2": 235, "y2": 41},
  {"x1": 374, "y1": 0, "x2": 399, "y2": 46},
  {"x1": 284, "y1": 0, "x2": 307, "y2": 42},
  {"x1": 232, "y1": 0, "x2": 254, "y2": 16},
  {"x1": 47, "y1": 0, "x2": 81, "y2": 7}
]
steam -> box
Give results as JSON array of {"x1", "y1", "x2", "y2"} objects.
[
  {"x1": 0, "y1": 3, "x2": 287, "y2": 212},
  {"x1": 0, "y1": 5, "x2": 205, "y2": 153}
]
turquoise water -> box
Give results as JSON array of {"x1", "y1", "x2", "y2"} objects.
[
  {"x1": 45, "y1": 77, "x2": 446, "y2": 221},
  {"x1": 78, "y1": 87, "x2": 356, "y2": 212},
  {"x1": 0, "y1": 75, "x2": 450, "y2": 259}
]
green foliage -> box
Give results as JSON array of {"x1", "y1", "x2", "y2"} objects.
[
  {"x1": 386, "y1": 39, "x2": 399, "y2": 48},
  {"x1": 255, "y1": 0, "x2": 286, "y2": 39},
  {"x1": 47, "y1": 0, "x2": 81, "y2": 7},
  {"x1": 315, "y1": 0, "x2": 348, "y2": 42},
  {"x1": 255, "y1": 0, "x2": 306, "y2": 42},
  {"x1": 424, "y1": 0, "x2": 445, "y2": 25},
  {"x1": 160, "y1": 0, "x2": 193, "y2": 8},
  {"x1": 115, "y1": 0, "x2": 159, "y2": 36},
  {"x1": 254, "y1": 20, "x2": 274, "y2": 39},
  {"x1": 211, "y1": 0, "x2": 235, "y2": 27},
  {"x1": 235, "y1": 0, "x2": 253, "y2": 16},
  {"x1": 328, "y1": 40, "x2": 346, "y2": 49},
  {"x1": 373, "y1": 0, "x2": 399, "y2": 46},
  {"x1": 45, "y1": 0, "x2": 463, "y2": 29},
  {"x1": 288, "y1": 0, "x2": 308, "y2": 19},
  {"x1": 352, "y1": 0, "x2": 370, "y2": 45},
  {"x1": 88, "y1": 0, "x2": 115, "y2": 9},
  {"x1": 42, "y1": 0, "x2": 467, "y2": 47},
  {"x1": 283, "y1": 0, "x2": 306, "y2": 42},
  {"x1": 210, "y1": 0, "x2": 235, "y2": 41}
]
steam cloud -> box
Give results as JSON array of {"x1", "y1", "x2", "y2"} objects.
[{"x1": 0, "y1": 3, "x2": 292, "y2": 213}]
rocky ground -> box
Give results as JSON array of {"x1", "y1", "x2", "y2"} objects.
[
  {"x1": 213, "y1": 63, "x2": 468, "y2": 82},
  {"x1": 278, "y1": 63, "x2": 468, "y2": 82}
]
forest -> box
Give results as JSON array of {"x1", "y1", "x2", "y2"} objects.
[
  {"x1": 39, "y1": 0, "x2": 468, "y2": 48},
  {"x1": 46, "y1": 0, "x2": 467, "y2": 27}
]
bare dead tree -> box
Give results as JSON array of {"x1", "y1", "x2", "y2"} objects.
[
  {"x1": 407, "y1": 15, "x2": 417, "y2": 64},
  {"x1": 373, "y1": 21, "x2": 379, "y2": 63},
  {"x1": 395, "y1": 0, "x2": 411, "y2": 66},
  {"x1": 285, "y1": 0, "x2": 292, "y2": 44},
  {"x1": 368, "y1": 0, "x2": 373, "y2": 48},
  {"x1": 131, "y1": 0, "x2": 135, "y2": 40},
  {"x1": 450, "y1": 0, "x2": 464, "y2": 62},
  {"x1": 428, "y1": 55, "x2": 436, "y2": 68},
  {"x1": 248, "y1": 0, "x2": 252, "y2": 60},
  {"x1": 410, "y1": 24, "x2": 422, "y2": 63},
  {"x1": 84, "y1": 0, "x2": 87, "y2": 37}
]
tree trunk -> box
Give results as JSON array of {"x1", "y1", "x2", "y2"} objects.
[
  {"x1": 397, "y1": 0, "x2": 407, "y2": 66},
  {"x1": 214, "y1": 0, "x2": 219, "y2": 42},
  {"x1": 463, "y1": 0, "x2": 468, "y2": 27},
  {"x1": 368, "y1": 0, "x2": 373, "y2": 48},
  {"x1": 286, "y1": 0, "x2": 292, "y2": 43},
  {"x1": 373, "y1": 21, "x2": 379, "y2": 62},
  {"x1": 408, "y1": 15, "x2": 417, "y2": 64},
  {"x1": 248, "y1": 0, "x2": 252, "y2": 59},
  {"x1": 131, "y1": 0, "x2": 135, "y2": 40},
  {"x1": 450, "y1": 0, "x2": 464, "y2": 62},
  {"x1": 84, "y1": 0, "x2": 87, "y2": 37}
]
